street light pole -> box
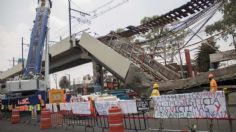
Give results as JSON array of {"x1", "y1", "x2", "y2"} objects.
[{"x1": 21, "y1": 37, "x2": 24, "y2": 71}]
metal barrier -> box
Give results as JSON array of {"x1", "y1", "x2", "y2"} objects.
[
  {"x1": 1, "y1": 95, "x2": 236, "y2": 132},
  {"x1": 60, "y1": 110, "x2": 96, "y2": 131},
  {"x1": 46, "y1": 109, "x2": 149, "y2": 132}
]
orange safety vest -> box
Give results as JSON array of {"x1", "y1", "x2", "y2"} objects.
[{"x1": 210, "y1": 79, "x2": 218, "y2": 92}]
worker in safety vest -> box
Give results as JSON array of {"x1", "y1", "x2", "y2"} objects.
[
  {"x1": 208, "y1": 73, "x2": 218, "y2": 93},
  {"x1": 150, "y1": 83, "x2": 160, "y2": 98},
  {"x1": 38, "y1": 94, "x2": 45, "y2": 109}
]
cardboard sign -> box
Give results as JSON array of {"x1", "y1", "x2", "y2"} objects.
[{"x1": 153, "y1": 91, "x2": 228, "y2": 118}]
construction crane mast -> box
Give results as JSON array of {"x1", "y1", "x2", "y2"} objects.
[
  {"x1": 4, "y1": 0, "x2": 52, "y2": 98},
  {"x1": 24, "y1": 0, "x2": 52, "y2": 78}
]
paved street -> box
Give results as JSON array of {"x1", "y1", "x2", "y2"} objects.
[
  {"x1": 0, "y1": 119, "x2": 145, "y2": 132},
  {"x1": 0, "y1": 119, "x2": 103, "y2": 132}
]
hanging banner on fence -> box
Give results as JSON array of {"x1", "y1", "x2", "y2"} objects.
[
  {"x1": 48, "y1": 89, "x2": 65, "y2": 104},
  {"x1": 136, "y1": 100, "x2": 149, "y2": 111},
  {"x1": 72, "y1": 102, "x2": 91, "y2": 115},
  {"x1": 153, "y1": 91, "x2": 228, "y2": 119},
  {"x1": 59, "y1": 103, "x2": 66, "y2": 111},
  {"x1": 65, "y1": 103, "x2": 72, "y2": 111},
  {"x1": 46, "y1": 104, "x2": 53, "y2": 112},
  {"x1": 119, "y1": 100, "x2": 138, "y2": 114},
  {"x1": 53, "y1": 103, "x2": 58, "y2": 112},
  {"x1": 95, "y1": 101, "x2": 118, "y2": 115}
]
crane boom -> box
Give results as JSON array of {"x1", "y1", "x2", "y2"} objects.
[{"x1": 24, "y1": 0, "x2": 52, "y2": 77}]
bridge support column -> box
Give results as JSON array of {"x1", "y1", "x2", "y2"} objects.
[
  {"x1": 184, "y1": 49, "x2": 193, "y2": 77},
  {"x1": 92, "y1": 60, "x2": 103, "y2": 93}
]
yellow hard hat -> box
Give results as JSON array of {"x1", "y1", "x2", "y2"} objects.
[
  {"x1": 208, "y1": 73, "x2": 214, "y2": 78},
  {"x1": 153, "y1": 83, "x2": 159, "y2": 89}
]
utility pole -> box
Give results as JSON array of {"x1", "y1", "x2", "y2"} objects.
[
  {"x1": 8, "y1": 57, "x2": 17, "y2": 67},
  {"x1": 68, "y1": 0, "x2": 72, "y2": 42},
  {"x1": 21, "y1": 37, "x2": 29, "y2": 73},
  {"x1": 68, "y1": 0, "x2": 90, "y2": 44},
  {"x1": 13, "y1": 57, "x2": 15, "y2": 66},
  {"x1": 22, "y1": 37, "x2": 24, "y2": 70}
]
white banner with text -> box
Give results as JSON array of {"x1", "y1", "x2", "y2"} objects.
[{"x1": 153, "y1": 91, "x2": 228, "y2": 118}]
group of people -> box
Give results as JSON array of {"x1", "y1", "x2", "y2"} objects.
[{"x1": 150, "y1": 73, "x2": 218, "y2": 98}]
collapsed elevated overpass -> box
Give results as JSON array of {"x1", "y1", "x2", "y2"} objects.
[{"x1": 1, "y1": 0, "x2": 231, "y2": 95}]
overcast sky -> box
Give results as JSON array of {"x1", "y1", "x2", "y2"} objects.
[{"x1": 0, "y1": 0, "x2": 233, "y2": 87}]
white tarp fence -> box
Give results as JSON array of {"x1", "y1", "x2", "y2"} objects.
[
  {"x1": 46, "y1": 103, "x2": 53, "y2": 112},
  {"x1": 95, "y1": 100, "x2": 138, "y2": 115},
  {"x1": 95, "y1": 101, "x2": 118, "y2": 116},
  {"x1": 153, "y1": 91, "x2": 228, "y2": 118},
  {"x1": 71, "y1": 102, "x2": 91, "y2": 115},
  {"x1": 119, "y1": 100, "x2": 138, "y2": 114},
  {"x1": 46, "y1": 100, "x2": 139, "y2": 115}
]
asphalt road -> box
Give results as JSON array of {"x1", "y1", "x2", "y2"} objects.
[{"x1": 0, "y1": 119, "x2": 146, "y2": 132}]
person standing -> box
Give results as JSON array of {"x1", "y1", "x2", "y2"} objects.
[
  {"x1": 208, "y1": 73, "x2": 218, "y2": 93},
  {"x1": 150, "y1": 83, "x2": 160, "y2": 98}
]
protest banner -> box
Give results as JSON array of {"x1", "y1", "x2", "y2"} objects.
[
  {"x1": 59, "y1": 103, "x2": 66, "y2": 111},
  {"x1": 153, "y1": 91, "x2": 228, "y2": 118},
  {"x1": 119, "y1": 100, "x2": 138, "y2": 114},
  {"x1": 95, "y1": 101, "x2": 118, "y2": 115},
  {"x1": 72, "y1": 102, "x2": 91, "y2": 115},
  {"x1": 136, "y1": 100, "x2": 149, "y2": 111},
  {"x1": 53, "y1": 103, "x2": 58, "y2": 112},
  {"x1": 65, "y1": 103, "x2": 72, "y2": 111},
  {"x1": 46, "y1": 104, "x2": 53, "y2": 112}
]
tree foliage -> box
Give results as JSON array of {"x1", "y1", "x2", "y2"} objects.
[
  {"x1": 195, "y1": 37, "x2": 219, "y2": 72},
  {"x1": 205, "y1": 0, "x2": 236, "y2": 35},
  {"x1": 59, "y1": 76, "x2": 70, "y2": 89},
  {"x1": 140, "y1": 15, "x2": 165, "y2": 40}
]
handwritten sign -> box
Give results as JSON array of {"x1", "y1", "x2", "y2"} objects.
[
  {"x1": 136, "y1": 100, "x2": 149, "y2": 111},
  {"x1": 95, "y1": 101, "x2": 118, "y2": 115},
  {"x1": 153, "y1": 91, "x2": 228, "y2": 118},
  {"x1": 72, "y1": 102, "x2": 91, "y2": 115},
  {"x1": 119, "y1": 100, "x2": 138, "y2": 114}
]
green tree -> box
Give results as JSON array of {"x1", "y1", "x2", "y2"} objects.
[
  {"x1": 140, "y1": 16, "x2": 165, "y2": 40},
  {"x1": 195, "y1": 37, "x2": 219, "y2": 72},
  {"x1": 205, "y1": 0, "x2": 236, "y2": 47},
  {"x1": 59, "y1": 76, "x2": 70, "y2": 89}
]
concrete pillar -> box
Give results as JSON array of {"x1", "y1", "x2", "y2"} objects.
[
  {"x1": 184, "y1": 49, "x2": 193, "y2": 78},
  {"x1": 92, "y1": 60, "x2": 103, "y2": 93}
]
